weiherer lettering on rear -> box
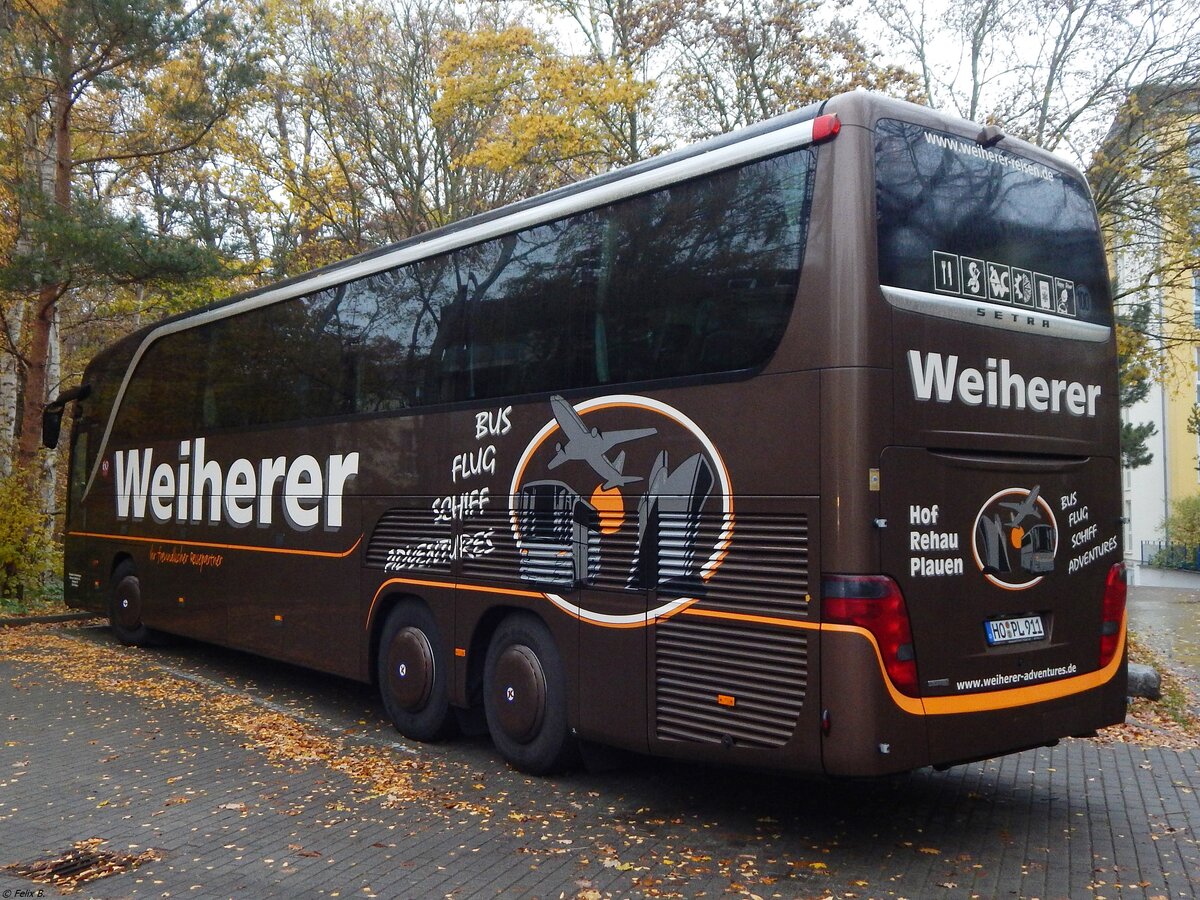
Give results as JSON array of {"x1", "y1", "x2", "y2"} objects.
[
  {"x1": 114, "y1": 438, "x2": 359, "y2": 531},
  {"x1": 907, "y1": 350, "x2": 1101, "y2": 417}
]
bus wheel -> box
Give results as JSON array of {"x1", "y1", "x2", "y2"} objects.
[
  {"x1": 109, "y1": 561, "x2": 153, "y2": 646},
  {"x1": 483, "y1": 613, "x2": 574, "y2": 774},
  {"x1": 378, "y1": 603, "x2": 453, "y2": 742}
]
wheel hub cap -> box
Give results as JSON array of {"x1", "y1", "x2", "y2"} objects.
[
  {"x1": 493, "y1": 645, "x2": 545, "y2": 743},
  {"x1": 387, "y1": 627, "x2": 434, "y2": 711}
]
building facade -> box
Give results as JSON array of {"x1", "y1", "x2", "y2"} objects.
[{"x1": 1111, "y1": 90, "x2": 1200, "y2": 572}]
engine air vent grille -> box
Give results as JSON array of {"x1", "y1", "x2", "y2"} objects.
[{"x1": 655, "y1": 616, "x2": 807, "y2": 749}]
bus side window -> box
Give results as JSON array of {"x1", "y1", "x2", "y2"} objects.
[
  {"x1": 592, "y1": 150, "x2": 809, "y2": 384},
  {"x1": 116, "y1": 329, "x2": 206, "y2": 442},
  {"x1": 202, "y1": 386, "x2": 218, "y2": 429},
  {"x1": 68, "y1": 427, "x2": 88, "y2": 519},
  {"x1": 456, "y1": 217, "x2": 596, "y2": 401}
]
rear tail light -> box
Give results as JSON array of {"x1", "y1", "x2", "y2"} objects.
[
  {"x1": 1100, "y1": 562, "x2": 1127, "y2": 668},
  {"x1": 823, "y1": 574, "x2": 919, "y2": 696}
]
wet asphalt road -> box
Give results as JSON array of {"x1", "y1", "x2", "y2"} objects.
[{"x1": 1127, "y1": 585, "x2": 1200, "y2": 704}]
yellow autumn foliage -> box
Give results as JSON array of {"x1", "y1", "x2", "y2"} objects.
[
  {"x1": 0, "y1": 467, "x2": 53, "y2": 604},
  {"x1": 434, "y1": 26, "x2": 652, "y2": 176}
]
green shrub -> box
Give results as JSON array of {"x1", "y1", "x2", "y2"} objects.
[
  {"x1": 1163, "y1": 494, "x2": 1200, "y2": 547},
  {"x1": 0, "y1": 469, "x2": 53, "y2": 611}
]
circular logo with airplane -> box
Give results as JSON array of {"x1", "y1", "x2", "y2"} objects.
[
  {"x1": 509, "y1": 394, "x2": 732, "y2": 626},
  {"x1": 971, "y1": 486, "x2": 1058, "y2": 590}
]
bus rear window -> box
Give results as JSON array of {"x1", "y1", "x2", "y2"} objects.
[{"x1": 875, "y1": 119, "x2": 1111, "y2": 328}]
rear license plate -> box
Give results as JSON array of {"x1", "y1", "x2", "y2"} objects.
[{"x1": 984, "y1": 615, "x2": 1045, "y2": 645}]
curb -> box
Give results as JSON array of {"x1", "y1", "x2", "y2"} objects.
[{"x1": 0, "y1": 611, "x2": 101, "y2": 628}]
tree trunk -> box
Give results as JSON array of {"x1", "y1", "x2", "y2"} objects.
[
  {"x1": 15, "y1": 67, "x2": 71, "y2": 470},
  {"x1": 16, "y1": 286, "x2": 58, "y2": 464},
  {"x1": 0, "y1": 300, "x2": 23, "y2": 477}
]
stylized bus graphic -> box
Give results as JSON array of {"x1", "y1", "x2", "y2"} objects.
[
  {"x1": 515, "y1": 481, "x2": 599, "y2": 587},
  {"x1": 1021, "y1": 524, "x2": 1057, "y2": 574}
]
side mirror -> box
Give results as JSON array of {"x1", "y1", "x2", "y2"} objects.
[
  {"x1": 42, "y1": 405, "x2": 64, "y2": 449},
  {"x1": 41, "y1": 383, "x2": 90, "y2": 450}
]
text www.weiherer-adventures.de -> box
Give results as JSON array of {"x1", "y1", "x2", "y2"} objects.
[{"x1": 956, "y1": 663, "x2": 1078, "y2": 692}]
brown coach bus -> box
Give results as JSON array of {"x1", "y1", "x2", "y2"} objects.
[{"x1": 48, "y1": 91, "x2": 1127, "y2": 776}]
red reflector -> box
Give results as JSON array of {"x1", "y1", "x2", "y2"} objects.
[
  {"x1": 823, "y1": 575, "x2": 919, "y2": 696},
  {"x1": 1100, "y1": 562, "x2": 1127, "y2": 668},
  {"x1": 812, "y1": 113, "x2": 841, "y2": 143}
]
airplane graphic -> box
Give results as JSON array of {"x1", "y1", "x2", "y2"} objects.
[
  {"x1": 999, "y1": 485, "x2": 1043, "y2": 528},
  {"x1": 547, "y1": 395, "x2": 657, "y2": 489}
]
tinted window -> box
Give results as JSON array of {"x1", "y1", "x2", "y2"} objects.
[
  {"x1": 458, "y1": 218, "x2": 599, "y2": 401},
  {"x1": 116, "y1": 329, "x2": 207, "y2": 441},
  {"x1": 114, "y1": 147, "x2": 814, "y2": 437},
  {"x1": 875, "y1": 119, "x2": 1111, "y2": 326},
  {"x1": 601, "y1": 152, "x2": 809, "y2": 382},
  {"x1": 458, "y1": 149, "x2": 813, "y2": 397},
  {"x1": 82, "y1": 347, "x2": 135, "y2": 440},
  {"x1": 202, "y1": 292, "x2": 350, "y2": 430},
  {"x1": 336, "y1": 256, "x2": 463, "y2": 409},
  {"x1": 68, "y1": 428, "x2": 88, "y2": 514}
]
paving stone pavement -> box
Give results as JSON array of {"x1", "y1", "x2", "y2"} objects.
[{"x1": 1, "y1": 622, "x2": 1197, "y2": 899}]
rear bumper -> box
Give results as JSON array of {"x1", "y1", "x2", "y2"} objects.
[{"x1": 821, "y1": 621, "x2": 1127, "y2": 776}]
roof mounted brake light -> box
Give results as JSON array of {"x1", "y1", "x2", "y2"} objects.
[{"x1": 812, "y1": 114, "x2": 841, "y2": 144}]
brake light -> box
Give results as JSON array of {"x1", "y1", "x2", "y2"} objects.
[
  {"x1": 823, "y1": 574, "x2": 919, "y2": 696},
  {"x1": 1100, "y1": 562, "x2": 1127, "y2": 668},
  {"x1": 812, "y1": 113, "x2": 841, "y2": 144}
]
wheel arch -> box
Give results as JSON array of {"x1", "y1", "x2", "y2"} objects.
[{"x1": 110, "y1": 552, "x2": 134, "y2": 579}]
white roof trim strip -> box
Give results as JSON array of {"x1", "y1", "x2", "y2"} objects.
[{"x1": 84, "y1": 117, "x2": 819, "y2": 498}]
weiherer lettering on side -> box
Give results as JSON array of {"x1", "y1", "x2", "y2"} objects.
[{"x1": 114, "y1": 439, "x2": 359, "y2": 531}]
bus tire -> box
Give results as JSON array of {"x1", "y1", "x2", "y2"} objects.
[
  {"x1": 378, "y1": 602, "x2": 454, "y2": 742},
  {"x1": 109, "y1": 561, "x2": 153, "y2": 646},
  {"x1": 483, "y1": 613, "x2": 574, "y2": 774}
]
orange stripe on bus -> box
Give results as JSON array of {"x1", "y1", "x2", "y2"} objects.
[
  {"x1": 822, "y1": 615, "x2": 1127, "y2": 717},
  {"x1": 95, "y1": 546, "x2": 1113, "y2": 717},
  {"x1": 462, "y1": 583, "x2": 548, "y2": 600},
  {"x1": 674, "y1": 606, "x2": 819, "y2": 631},
  {"x1": 680, "y1": 608, "x2": 1124, "y2": 716},
  {"x1": 67, "y1": 530, "x2": 362, "y2": 559},
  {"x1": 365, "y1": 577, "x2": 546, "y2": 631}
]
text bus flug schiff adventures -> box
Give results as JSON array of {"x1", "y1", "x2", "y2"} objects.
[{"x1": 48, "y1": 92, "x2": 1127, "y2": 776}]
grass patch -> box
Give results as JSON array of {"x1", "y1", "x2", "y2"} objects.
[{"x1": 0, "y1": 578, "x2": 72, "y2": 618}]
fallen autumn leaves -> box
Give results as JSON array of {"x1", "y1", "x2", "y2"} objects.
[
  {"x1": 3, "y1": 620, "x2": 1196, "y2": 900},
  {"x1": 3, "y1": 837, "x2": 160, "y2": 893},
  {"x1": 0, "y1": 623, "x2": 875, "y2": 898},
  {"x1": 0, "y1": 623, "x2": 488, "y2": 817}
]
